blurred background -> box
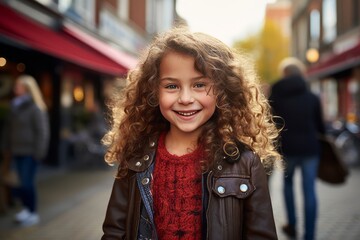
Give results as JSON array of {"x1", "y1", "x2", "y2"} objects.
[{"x1": 0, "y1": 0, "x2": 359, "y2": 239}]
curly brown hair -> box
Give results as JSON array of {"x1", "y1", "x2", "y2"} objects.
[{"x1": 102, "y1": 27, "x2": 282, "y2": 176}]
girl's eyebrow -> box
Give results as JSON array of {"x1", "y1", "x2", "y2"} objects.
[
  {"x1": 160, "y1": 75, "x2": 206, "y2": 81},
  {"x1": 159, "y1": 77, "x2": 177, "y2": 81},
  {"x1": 192, "y1": 76, "x2": 206, "y2": 81}
]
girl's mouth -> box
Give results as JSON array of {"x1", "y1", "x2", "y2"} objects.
[{"x1": 175, "y1": 110, "x2": 199, "y2": 116}]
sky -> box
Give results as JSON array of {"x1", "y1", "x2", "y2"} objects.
[{"x1": 176, "y1": 0, "x2": 275, "y2": 46}]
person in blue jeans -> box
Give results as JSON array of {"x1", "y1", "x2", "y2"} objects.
[
  {"x1": 3, "y1": 75, "x2": 50, "y2": 227},
  {"x1": 269, "y1": 58, "x2": 326, "y2": 240}
]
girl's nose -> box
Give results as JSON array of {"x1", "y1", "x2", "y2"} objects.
[{"x1": 178, "y1": 88, "x2": 195, "y2": 104}]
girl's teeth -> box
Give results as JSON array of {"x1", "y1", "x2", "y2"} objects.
[{"x1": 178, "y1": 111, "x2": 196, "y2": 116}]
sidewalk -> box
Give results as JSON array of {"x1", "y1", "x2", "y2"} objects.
[
  {"x1": 0, "y1": 165, "x2": 359, "y2": 240},
  {"x1": 270, "y1": 167, "x2": 360, "y2": 240},
  {"x1": 0, "y1": 166, "x2": 115, "y2": 240}
]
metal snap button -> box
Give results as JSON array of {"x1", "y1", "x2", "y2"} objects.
[
  {"x1": 141, "y1": 178, "x2": 150, "y2": 185},
  {"x1": 149, "y1": 141, "x2": 155, "y2": 147},
  {"x1": 217, "y1": 165, "x2": 223, "y2": 170},
  {"x1": 240, "y1": 184, "x2": 248, "y2": 192},
  {"x1": 135, "y1": 161, "x2": 142, "y2": 167},
  {"x1": 143, "y1": 155, "x2": 150, "y2": 161},
  {"x1": 217, "y1": 186, "x2": 225, "y2": 194}
]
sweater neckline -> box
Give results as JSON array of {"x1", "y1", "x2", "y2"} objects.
[{"x1": 157, "y1": 132, "x2": 204, "y2": 164}]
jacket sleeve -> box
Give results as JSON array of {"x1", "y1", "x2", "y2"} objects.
[
  {"x1": 33, "y1": 107, "x2": 50, "y2": 160},
  {"x1": 314, "y1": 95, "x2": 326, "y2": 135},
  {"x1": 102, "y1": 176, "x2": 130, "y2": 240},
  {"x1": 244, "y1": 154, "x2": 278, "y2": 239}
]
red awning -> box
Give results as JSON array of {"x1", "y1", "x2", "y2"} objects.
[
  {"x1": 63, "y1": 23, "x2": 138, "y2": 70},
  {"x1": 0, "y1": 4, "x2": 133, "y2": 76},
  {"x1": 307, "y1": 42, "x2": 360, "y2": 79}
]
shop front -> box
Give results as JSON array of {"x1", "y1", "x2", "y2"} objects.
[
  {"x1": 0, "y1": 3, "x2": 137, "y2": 167},
  {"x1": 307, "y1": 42, "x2": 360, "y2": 125}
]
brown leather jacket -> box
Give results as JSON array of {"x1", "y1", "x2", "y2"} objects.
[{"x1": 102, "y1": 139, "x2": 277, "y2": 240}]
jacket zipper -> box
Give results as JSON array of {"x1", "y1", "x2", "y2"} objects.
[{"x1": 205, "y1": 170, "x2": 213, "y2": 240}]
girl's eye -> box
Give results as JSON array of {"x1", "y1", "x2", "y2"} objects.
[
  {"x1": 165, "y1": 84, "x2": 178, "y2": 89},
  {"x1": 194, "y1": 82, "x2": 206, "y2": 88}
]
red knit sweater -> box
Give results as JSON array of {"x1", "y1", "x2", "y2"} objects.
[{"x1": 153, "y1": 133, "x2": 203, "y2": 240}]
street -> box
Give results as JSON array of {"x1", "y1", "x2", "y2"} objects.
[
  {"x1": 270, "y1": 167, "x2": 360, "y2": 240},
  {"x1": 1, "y1": 165, "x2": 360, "y2": 240}
]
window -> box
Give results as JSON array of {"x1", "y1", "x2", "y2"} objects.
[
  {"x1": 58, "y1": 0, "x2": 72, "y2": 12},
  {"x1": 75, "y1": 0, "x2": 95, "y2": 26},
  {"x1": 322, "y1": 0, "x2": 337, "y2": 43},
  {"x1": 309, "y1": 9, "x2": 320, "y2": 46},
  {"x1": 353, "y1": 0, "x2": 359, "y2": 26},
  {"x1": 118, "y1": 0, "x2": 129, "y2": 20},
  {"x1": 60, "y1": 0, "x2": 95, "y2": 27}
]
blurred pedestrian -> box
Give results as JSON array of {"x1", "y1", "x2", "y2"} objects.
[
  {"x1": 269, "y1": 57, "x2": 325, "y2": 240},
  {"x1": 2, "y1": 75, "x2": 50, "y2": 227},
  {"x1": 101, "y1": 27, "x2": 281, "y2": 239}
]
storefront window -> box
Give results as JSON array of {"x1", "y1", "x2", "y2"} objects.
[
  {"x1": 322, "y1": 78, "x2": 338, "y2": 122},
  {"x1": 73, "y1": 85, "x2": 84, "y2": 102},
  {"x1": 61, "y1": 77, "x2": 73, "y2": 108},
  {"x1": 348, "y1": 75, "x2": 360, "y2": 124}
]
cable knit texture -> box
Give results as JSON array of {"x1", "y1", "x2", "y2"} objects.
[{"x1": 153, "y1": 133, "x2": 203, "y2": 240}]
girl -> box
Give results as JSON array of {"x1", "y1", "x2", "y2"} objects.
[{"x1": 101, "y1": 27, "x2": 281, "y2": 240}]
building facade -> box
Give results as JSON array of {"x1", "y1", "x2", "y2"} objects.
[
  {"x1": 291, "y1": 0, "x2": 360, "y2": 125},
  {"x1": 0, "y1": 0, "x2": 178, "y2": 166}
]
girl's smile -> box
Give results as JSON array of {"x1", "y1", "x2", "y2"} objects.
[
  {"x1": 174, "y1": 110, "x2": 199, "y2": 117},
  {"x1": 159, "y1": 51, "x2": 216, "y2": 137}
]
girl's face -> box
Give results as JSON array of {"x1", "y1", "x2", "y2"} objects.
[{"x1": 159, "y1": 51, "x2": 216, "y2": 137}]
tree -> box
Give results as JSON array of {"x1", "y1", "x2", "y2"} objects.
[{"x1": 233, "y1": 19, "x2": 290, "y2": 85}]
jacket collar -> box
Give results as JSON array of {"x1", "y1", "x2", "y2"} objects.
[
  {"x1": 127, "y1": 135, "x2": 250, "y2": 174},
  {"x1": 128, "y1": 137, "x2": 158, "y2": 172}
]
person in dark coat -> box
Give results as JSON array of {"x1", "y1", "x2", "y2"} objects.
[
  {"x1": 269, "y1": 57, "x2": 325, "y2": 240},
  {"x1": 2, "y1": 75, "x2": 50, "y2": 227}
]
